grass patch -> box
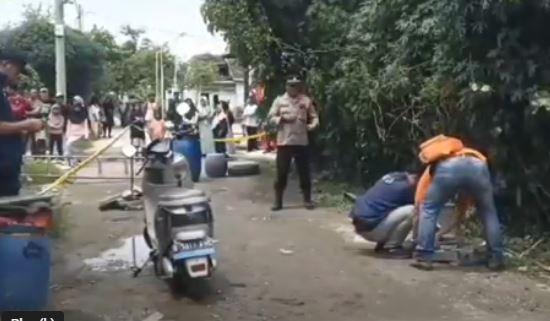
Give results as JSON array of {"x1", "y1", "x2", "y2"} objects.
[
  {"x1": 71, "y1": 139, "x2": 93, "y2": 151},
  {"x1": 315, "y1": 179, "x2": 356, "y2": 212},
  {"x1": 23, "y1": 160, "x2": 64, "y2": 185}
]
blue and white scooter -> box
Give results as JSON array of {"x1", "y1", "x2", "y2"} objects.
[{"x1": 123, "y1": 119, "x2": 217, "y2": 286}]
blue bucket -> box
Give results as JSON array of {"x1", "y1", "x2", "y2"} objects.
[
  {"x1": 173, "y1": 137, "x2": 203, "y2": 182},
  {"x1": 0, "y1": 227, "x2": 50, "y2": 310}
]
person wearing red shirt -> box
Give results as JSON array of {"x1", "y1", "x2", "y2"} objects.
[{"x1": 7, "y1": 86, "x2": 32, "y2": 121}]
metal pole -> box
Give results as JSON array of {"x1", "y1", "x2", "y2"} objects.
[
  {"x1": 76, "y1": 4, "x2": 83, "y2": 31},
  {"x1": 160, "y1": 49, "x2": 165, "y2": 119},
  {"x1": 171, "y1": 33, "x2": 185, "y2": 95},
  {"x1": 54, "y1": 0, "x2": 67, "y2": 101},
  {"x1": 129, "y1": 155, "x2": 135, "y2": 193},
  {"x1": 172, "y1": 55, "x2": 179, "y2": 93},
  {"x1": 155, "y1": 52, "x2": 160, "y2": 104}
]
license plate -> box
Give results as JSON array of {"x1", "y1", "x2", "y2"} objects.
[{"x1": 185, "y1": 257, "x2": 209, "y2": 277}]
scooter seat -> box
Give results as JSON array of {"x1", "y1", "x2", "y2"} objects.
[
  {"x1": 147, "y1": 139, "x2": 171, "y2": 156},
  {"x1": 159, "y1": 189, "x2": 205, "y2": 202},
  {"x1": 159, "y1": 196, "x2": 210, "y2": 208}
]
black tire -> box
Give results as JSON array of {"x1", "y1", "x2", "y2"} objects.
[
  {"x1": 171, "y1": 268, "x2": 211, "y2": 300},
  {"x1": 204, "y1": 153, "x2": 228, "y2": 178},
  {"x1": 227, "y1": 160, "x2": 260, "y2": 177}
]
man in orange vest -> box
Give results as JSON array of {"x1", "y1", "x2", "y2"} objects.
[{"x1": 412, "y1": 135, "x2": 504, "y2": 271}]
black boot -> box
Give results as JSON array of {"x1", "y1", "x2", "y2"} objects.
[
  {"x1": 271, "y1": 189, "x2": 283, "y2": 211},
  {"x1": 303, "y1": 191, "x2": 315, "y2": 210}
]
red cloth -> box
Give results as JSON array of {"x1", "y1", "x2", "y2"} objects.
[
  {"x1": 0, "y1": 207, "x2": 53, "y2": 230},
  {"x1": 8, "y1": 94, "x2": 32, "y2": 120}
]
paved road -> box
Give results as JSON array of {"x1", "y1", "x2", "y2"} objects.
[{"x1": 51, "y1": 159, "x2": 550, "y2": 321}]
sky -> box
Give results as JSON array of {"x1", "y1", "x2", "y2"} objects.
[{"x1": 0, "y1": 0, "x2": 227, "y2": 61}]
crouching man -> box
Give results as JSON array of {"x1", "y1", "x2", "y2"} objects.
[
  {"x1": 350, "y1": 172, "x2": 418, "y2": 258},
  {"x1": 413, "y1": 135, "x2": 504, "y2": 271}
]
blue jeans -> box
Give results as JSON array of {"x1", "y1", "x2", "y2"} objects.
[{"x1": 416, "y1": 157, "x2": 503, "y2": 261}]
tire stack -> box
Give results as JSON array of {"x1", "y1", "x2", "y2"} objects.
[
  {"x1": 227, "y1": 160, "x2": 261, "y2": 177},
  {"x1": 205, "y1": 153, "x2": 228, "y2": 178}
]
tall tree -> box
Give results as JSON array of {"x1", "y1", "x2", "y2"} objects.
[
  {"x1": 0, "y1": 6, "x2": 105, "y2": 98},
  {"x1": 120, "y1": 25, "x2": 145, "y2": 54}
]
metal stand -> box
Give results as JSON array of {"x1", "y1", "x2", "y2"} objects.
[{"x1": 130, "y1": 154, "x2": 135, "y2": 194}]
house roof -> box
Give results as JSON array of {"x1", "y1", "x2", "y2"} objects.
[
  {"x1": 188, "y1": 53, "x2": 245, "y2": 82},
  {"x1": 189, "y1": 53, "x2": 225, "y2": 65},
  {"x1": 225, "y1": 58, "x2": 245, "y2": 81}
]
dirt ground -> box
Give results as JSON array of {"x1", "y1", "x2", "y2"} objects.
[{"x1": 50, "y1": 156, "x2": 550, "y2": 321}]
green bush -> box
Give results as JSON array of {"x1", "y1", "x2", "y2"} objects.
[{"x1": 204, "y1": 0, "x2": 550, "y2": 233}]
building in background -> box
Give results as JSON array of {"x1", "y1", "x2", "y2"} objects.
[{"x1": 184, "y1": 53, "x2": 248, "y2": 109}]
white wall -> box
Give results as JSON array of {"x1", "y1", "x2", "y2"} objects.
[
  {"x1": 235, "y1": 82, "x2": 245, "y2": 107},
  {"x1": 184, "y1": 82, "x2": 245, "y2": 109}
]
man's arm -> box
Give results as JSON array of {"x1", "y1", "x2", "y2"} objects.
[
  {"x1": 243, "y1": 105, "x2": 257, "y2": 117},
  {"x1": 307, "y1": 100, "x2": 319, "y2": 131},
  {"x1": 268, "y1": 98, "x2": 281, "y2": 125},
  {"x1": 0, "y1": 120, "x2": 27, "y2": 135},
  {"x1": 0, "y1": 119, "x2": 43, "y2": 135}
]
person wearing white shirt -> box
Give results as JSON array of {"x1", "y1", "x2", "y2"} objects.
[
  {"x1": 197, "y1": 96, "x2": 216, "y2": 155},
  {"x1": 242, "y1": 98, "x2": 259, "y2": 151}
]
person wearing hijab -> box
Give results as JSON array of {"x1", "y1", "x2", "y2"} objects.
[
  {"x1": 197, "y1": 96, "x2": 215, "y2": 155},
  {"x1": 88, "y1": 96, "x2": 103, "y2": 140},
  {"x1": 129, "y1": 103, "x2": 146, "y2": 154},
  {"x1": 102, "y1": 94, "x2": 116, "y2": 138},
  {"x1": 178, "y1": 98, "x2": 199, "y2": 133},
  {"x1": 47, "y1": 104, "x2": 65, "y2": 156},
  {"x1": 211, "y1": 101, "x2": 230, "y2": 154},
  {"x1": 221, "y1": 101, "x2": 235, "y2": 154},
  {"x1": 65, "y1": 95, "x2": 90, "y2": 166}
]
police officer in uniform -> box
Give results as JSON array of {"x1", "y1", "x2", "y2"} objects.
[
  {"x1": 268, "y1": 76, "x2": 319, "y2": 211},
  {"x1": 0, "y1": 50, "x2": 44, "y2": 197}
]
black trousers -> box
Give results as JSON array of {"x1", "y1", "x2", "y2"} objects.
[
  {"x1": 246, "y1": 126, "x2": 258, "y2": 151},
  {"x1": 275, "y1": 145, "x2": 311, "y2": 199},
  {"x1": 49, "y1": 134, "x2": 64, "y2": 156}
]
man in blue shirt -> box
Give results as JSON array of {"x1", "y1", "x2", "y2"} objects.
[
  {"x1": 350, "y1": 172, "x2": 418, "y2": 257},
  {"x1": 0, "y1": 51, "x2": 44, "y2": 197}
]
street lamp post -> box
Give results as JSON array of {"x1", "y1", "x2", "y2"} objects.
[
  {"x1": 54, "y1": 0, "x2": 67, "y2": 101},
  {"x1": 171, "y1": 32, "x2": 187, "y2": 94}
]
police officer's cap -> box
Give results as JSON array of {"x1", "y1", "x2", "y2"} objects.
[{"x1": 286, "y1": 76, "x2": 303, "y2": 85}]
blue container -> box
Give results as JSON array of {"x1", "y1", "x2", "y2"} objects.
[
  {"x1": 173, "y1": 137, "x2": 202, "y2": 182},
  {"x1": 0, "y1": 228, "x2": 51, "y2": 311}
]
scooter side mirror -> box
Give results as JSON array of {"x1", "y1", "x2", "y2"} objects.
[
  {"x1": 122, "y1": 144, "x2": 138, "y2": 158},
  {"x1": 172, "y1": 157, "x2": 190, "y2": 175}
]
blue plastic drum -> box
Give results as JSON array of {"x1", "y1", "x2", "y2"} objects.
[
  {"x1": 0, "y1": 228, "x2": 51, "y2": 310},
  {"x1": 173, "y1": 137, "x2": 203, "y2": 182}
]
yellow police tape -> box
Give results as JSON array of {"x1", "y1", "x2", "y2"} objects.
[
  {"x1": 39, "y1": 128, "x2": 268, "y2": 194},
  {"x1": 213, "y1": 132, "x2": 267, "y2": 144},
  {"x1": 38, "y1": 129, "x2": 269, "y2": 194},
  {"x1": 39, "y1": 126, "x2": 131, "y2": 195}
]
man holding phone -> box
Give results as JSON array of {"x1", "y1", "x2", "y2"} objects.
[{"x1": 0, "y1": 50, "x2": 44, "y2": 196}]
